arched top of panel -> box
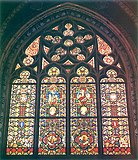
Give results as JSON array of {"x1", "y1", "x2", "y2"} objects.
[
  {"x1": 100, "y1": 69, "x2": 124, "y2": 83},
  {"x1": 13, "y1": 70, "x2": 36, "y2": 83},
  {"x1": 41, "y1": 67, "x2": 66, "y2": 83}
]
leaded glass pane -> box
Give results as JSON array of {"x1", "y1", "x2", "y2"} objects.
[
  {"x1": 103, "y1": 55, "x2": 114, "y2": 65},
  {"x1": 6, "y1": 119, "x2": 34, "y2": 155},
  {"x1": 70, "y1": 118, "x2": 98, "y2": 155},
  {"x1": 40, "y1": 84, "x2": 66, "y2": 117},
  {"x1": 25, "y1": 37, "x2": 40, "y2": 56},
  {"x1": 9, "y1": 84, "x2": 36, "y2": 117},
  {"x1": 102, "y1": 118, "x2": 131, "y2": 155},
  {"x1": 97, "y1": 35, "x2": 111, "y2": 55},
  {"x1": 71, "y1": 77, "x2": 95, "y2": 83},
  {"x1": 38, "y1": 119, "x2": 66, "y2": 155},
  {"x1": 42, "y1": 58, "x2": 49, "y2": 70},
  {"x1": 23, "y1": 56, "x2": 34, "y2": 66},
  {"x1": 42, "y1": 77, "x2": 66, "y2": 83},
  {"x1": 101, "y1": 83, "x2": 128, "y2": 117},
  {"x1": 64, "y1": 39, "x2": 74, "y2": 46},
  {"x1": 101, "y1": 69, "x2": 131, "y2": 155},
  {"x1": 6, "y1": 71, "x2": 36, "y2": 155},
  {"x1": 101, "y1": 69, "x2": 124, "y2": 83},
  {"x1": 70, "y1": 84, "x2": 97, "y2": 117}
]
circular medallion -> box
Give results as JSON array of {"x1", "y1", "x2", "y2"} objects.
[
  {"x1": 23, "y1": 56, "x2": 34, "y2": 66},
  {"x1": 103, "y1": 55, "x2": 114, "y2": 65},
  {"x1": 77, "y1": 54, "x2": 85, "y2": 61},
  {"x1": 110, "y1": 92, "x2": 117, "y2": 101},
  {"x1": 20, "y1": 70, "x2": 30, "y2": 79},
  {"x1": 51, "y1": 55, "x2": 60, "y2": 61},
  {"x1": 80, "y1": 106, "x2": 87, "y2": 115},
  {"x1": 49, "y1": 107, "x2": 56, "y2": 116},
  {"x1": 64, "y1": 39, "x2": 73, "y2": 47},
  {"x1": 74, "y1": 131, "x2": 93, "y2": 149},
  {"x1": 43, "y1": 131, "x2": 62, "y2": 150}
]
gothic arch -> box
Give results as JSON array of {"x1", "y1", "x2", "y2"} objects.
[{"x1": 0, "y1": 2, "x2": 137, "y2": 159}]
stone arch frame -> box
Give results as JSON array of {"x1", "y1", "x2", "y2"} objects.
[{"x1": 0, "y1": 2, "x2": 137, "y2": 159}]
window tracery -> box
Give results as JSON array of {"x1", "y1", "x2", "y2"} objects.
[{"x1": 6, "y1": 19, "x2": 131, "y2": 157}]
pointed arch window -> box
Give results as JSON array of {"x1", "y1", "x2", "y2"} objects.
[{"x1": 5, "y1": 19, "x2": 131, "y2": 157}]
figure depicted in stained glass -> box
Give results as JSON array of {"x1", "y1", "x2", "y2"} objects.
[
  {"x1": 10, "y1": 85, "x2": 36, "y2": 117},
  {"x1": 77, "y1": 86, "x2": 91, "y2": 103},
  {"x1": 71, "y1": 66, "x2": 96, "y2": 117},
  {"x1": 40, "y1": 68, "x2": 66, "y2": 117},
  {"x1": 9, "y1": 71, "x2": 36, "y2": 118},
  {"x1": 39, "y1": 66, "x2": 66, "y2": 155},
  {"x1": 40, "y1": 83, "x2": 66, "y2": 117},
  {"x1": 46, "y1": 84, "x2": 60, "y2": 105},
  {"x1": 101, "y1": 70, "x2": 128, "y2": 117},
  {"x1": 19, "y1": 92, "x2": 28, "y2": 117},
  {"x1": 71, "y1": 84, "x2": 96, "y2": 117},
  {"x1": 76, "y1": 86, "x2": 91, "y2": 115}
]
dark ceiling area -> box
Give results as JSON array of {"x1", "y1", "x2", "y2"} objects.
[{"x1": 0, "y1": 1, "x2": 138, "y2": 52}]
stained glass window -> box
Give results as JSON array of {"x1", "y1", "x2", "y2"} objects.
[
  {"x1": 70, "y1": 67, "x2": 98, "y2": 155},
  {"x1": 6, "y1": 71, "x2": 36, "y2": 155},
  {"x1": 100, "y1": 70, "x2": 131, "y2": 155},
  {"x1": 39, "y1": 68, "x2": 66, "y2": 155},
  {"x1": 6, "y1": 19, "x2": 132, "y2": 158}
]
